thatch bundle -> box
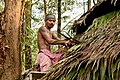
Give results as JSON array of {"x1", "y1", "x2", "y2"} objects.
[{"x1": 41, "y1": 1, "x2": 120, "y2": 80}]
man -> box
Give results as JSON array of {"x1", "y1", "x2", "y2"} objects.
[{"x1": 37, "y1": 14, "x2": 73, "y2": 72}]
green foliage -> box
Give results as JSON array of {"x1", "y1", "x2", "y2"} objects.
[
  {"x1": 21, "y1": 26, "x2": 38, "y2": 70},
  {"x1": 87, "y1": 10, "x2": 120, "y2": 32},
  {"x1": 32, "y1": 16, "x2": 39, "y2": 22},
  {"x1": 62, "y1": 15, "x2": 70, "y2": 22}
]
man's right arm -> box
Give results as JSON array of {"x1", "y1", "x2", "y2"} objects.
[{"x1": 39, "y1": 27, "x2": 68, "y2": 45}]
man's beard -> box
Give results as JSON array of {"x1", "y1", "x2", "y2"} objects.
[
  {"x1": 50, "y1": 23, "x2": 54, "y2": 26},
  {"x1": 49, "y1": 24, "x2": 54, "y2": 28},
  {"x1": 48, "y1": 25, "x2": 54, "y2": 29}
]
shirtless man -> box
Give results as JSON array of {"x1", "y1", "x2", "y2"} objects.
[{"x1": 37, "y1": 14, "x2": 73, "y2": 72}]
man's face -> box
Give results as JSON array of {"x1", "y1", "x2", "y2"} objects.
[{"x1": 45, "y1": 18, "x2": 56, "y2": 28}]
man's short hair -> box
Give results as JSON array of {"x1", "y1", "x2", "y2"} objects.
[{"x1": 45, "y1": 14, "x2": 56, "y2": 21}]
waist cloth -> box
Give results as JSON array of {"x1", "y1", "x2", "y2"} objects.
[{"x1": 37, "y1": 49, "x2": 63, "y2": 72}]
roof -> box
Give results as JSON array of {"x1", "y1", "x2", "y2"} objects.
[{"x1": 73, "y1": 0, "x2": 120, "y2": 35}]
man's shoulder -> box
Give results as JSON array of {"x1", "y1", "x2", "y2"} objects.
[{"x1": 39, "y1": 26, "x2": 46, "y2": 32}]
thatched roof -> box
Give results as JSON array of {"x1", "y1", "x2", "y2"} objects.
[
  {"x1": 41, "y1": 0, "x2": 120, "y2": 80},
  {"x1": 73, "y1": 0, "x2": 120, "y2": 35}
]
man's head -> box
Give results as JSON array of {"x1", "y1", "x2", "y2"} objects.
[
  {"x1": 45, "y1": 14, "x2": 56, "y2": 29},
  {"x1": 45, "y1": 14, "x2": 56, "y2": 21}
]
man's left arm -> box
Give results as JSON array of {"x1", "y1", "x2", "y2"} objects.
[{"x1": 52, "y1": 32, "x2": 60, "y2": 40}]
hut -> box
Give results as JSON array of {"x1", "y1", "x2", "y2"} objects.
[{"x1": 41, "y1": 0, "x2": 120, "y2": 80}]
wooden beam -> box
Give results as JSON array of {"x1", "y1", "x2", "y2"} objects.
[{"x1": 29, "y1": 71, "x2": 47, "y2": 80}]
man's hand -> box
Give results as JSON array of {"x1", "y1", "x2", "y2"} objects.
[{"x1": 64, "y1": 40, "x2": 75, "y2": 49}]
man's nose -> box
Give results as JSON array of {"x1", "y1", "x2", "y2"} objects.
[{"x1": 51, "y1": 21, "x2": 55, "y2": 24}]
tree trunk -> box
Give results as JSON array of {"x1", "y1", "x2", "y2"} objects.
[
  {"x1": 24, "y1": 0, "x2": 32, "y2": 70},
  {"x1": 57, "y1": 0, "x2": 61, "y2": 39},
  {"x1": 88, "y1": 0, "x2": 91, "y2": 11},
  {"x1": 0, "y1": 0, "x2": 24, "y2": 80},
  {"x1": 44, "y1": 0, "x2": 47, "y2": 18},
  {"x1": 83, "y1": 0, "x2": 86, "y2": 13}
]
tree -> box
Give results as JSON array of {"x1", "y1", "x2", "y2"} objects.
[
  {"x1": 83, "y1": 0, "x2": 86, "y2": 13},
  {"x1": 44, "y1": 0, "x2": 47, "y2": 18},
  {"x1": 24, "y1": 0, "x2": 32, "y2": 70},
  {"x1": 0, "y1": 0, "x2": 25, "y2": 80},
  {"x1": 88, "y1": 0, "x2": 91, "y2": 10},
  {"x1": 57, "y1": 0, "x2": 61, "y2": 38}
]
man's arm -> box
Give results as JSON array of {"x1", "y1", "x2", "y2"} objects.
[
  {"x1": 39, "y1": 26, "x2": 66, "y2": 45},
  {"x1": 51, "y1": 31, "x2": 60, "y2": 40}
]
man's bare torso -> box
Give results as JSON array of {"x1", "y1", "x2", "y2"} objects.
[{"x1": 38, "y1": 26, "x2": 52, "y2": 51}]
